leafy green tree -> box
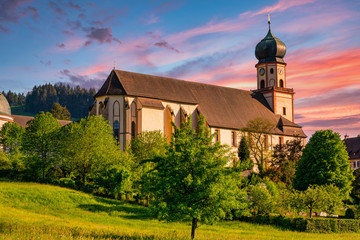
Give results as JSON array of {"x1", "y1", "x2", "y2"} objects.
[
  {"x1": 0, "y1": 122, "x2": 25, "y2": 154},
  {"x1": 248, "y1": 180, "x2": 279, "y2": 215},
  {"x1": 150, "y1": 116, "x2": 238, "y2": 239},
  {"x1": 289, "y1": 184, "x2": 343, "y2": 217},
  {"x1": 50, "y1": 102, "x2": 71, "y2": 120},
  {"x1": 130, "y1": 130, "x2": 167, "y2": 204},
  {"x1": 234, "y1": 135, "x2": 254, "y2": 171},
  {"x1": 241, "y1": 117, "x2": 275, "y2": 176},
  {"x1": 270, "y1": 138, "x2": 303, "y2": 186},
  {"x1": 294, "y1": 130, "x2": 354, "y2": 198},
  {"x1": 322, "y1": 184, "x2": 343, "y2": 215},
  {"x1": 351, "y1": 169, "x2": 360, "y2": 203},
  {"x1": 22, "y1": 112, "x2": 62, "y2": 181},
  {"x1": 0, "y1": 151, "x2": 11, "y2": 171},
  {"x1": 63, "y1": 116, "x2": 131, "y2": 188}
]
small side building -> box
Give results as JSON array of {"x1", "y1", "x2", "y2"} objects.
[{"x1": 344, "y1": 136, "x2": 360, "y2": 170}]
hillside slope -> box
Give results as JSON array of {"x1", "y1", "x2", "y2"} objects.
[{"x1": 0, "y1": 182, "x2": 359, "y2": 240}]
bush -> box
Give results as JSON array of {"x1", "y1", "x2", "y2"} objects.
[
  {"x1": 239, "y1": 215, "x2": 360, "y2": 233},
  {"x1": 345, "y1": 208, "x2": 355, "y2": 219},
  {"x1": 306, "y1": 218, "x2": 360, "y2": 233},
  {"x1": 57, "y1": 178, "x2": 76, "y2": 189},
  {"x1": 238, "y1": 215, "x2": 307, "y2": 231}
]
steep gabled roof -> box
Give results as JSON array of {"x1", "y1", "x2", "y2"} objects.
[{"x1": 95, "y1": 69, "x2": 306, "y2": 137}]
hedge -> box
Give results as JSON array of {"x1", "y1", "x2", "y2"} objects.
[
  {"x1": 239, "y1": 215, "x2": 360, "y2": 233},
  {"x1": 306, "y1": 218, "x2": 360, "y2": 233}
]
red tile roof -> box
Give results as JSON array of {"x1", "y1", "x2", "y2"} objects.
[
  {"x1": 95, "y1": 70, "x2": 306, "y2": 137},
  {"x1": 12, "y1": 115, "x2": 71, "y2": 128}
]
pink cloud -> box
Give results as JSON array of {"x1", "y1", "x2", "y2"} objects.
[{"x1": 254, "y1": 0, "x2": 316, "y2": 15}]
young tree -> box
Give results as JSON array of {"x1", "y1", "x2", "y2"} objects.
[
  {"x1": 350, "y1": 169, "x2": 360, "y2": 203},
  {"x1": 248, "y1": 180, "x2": 279, "y2": 215},
  {"x1": 234, "y1": 135, "x2": 254, "y2": 172},
  {"x1": 150, "y1": 116, "x2": 238, "y2": 239},
  {"x1": 271, "y1": 138, "x2": 303, "y2": 186},
  {"x1": 22, "y1": 112, "x2": 62, "y2": 181},
  {"x1": 63, "y1": 116, "x2": 132, "y2": 187},
  {"x1": 130, "y1": 130, "x2": 167, "y2": 204},
  {"x1": 294, "y1": 130, "x2": 354, "y2": 198},
  {"x1": 50, "y1": 102, "x2": 71, "y2": 120},
  {"x1": 241, "y1": 117, "x2": 275, "y2": 176}
]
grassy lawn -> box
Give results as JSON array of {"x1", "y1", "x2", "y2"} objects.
[{"x1": 0, "y1": 182, "x2": 359, "y2": 240}]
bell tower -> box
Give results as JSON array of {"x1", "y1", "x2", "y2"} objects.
[{"x1": 255, "y1": 15, "x2": 294, "y2": 122}]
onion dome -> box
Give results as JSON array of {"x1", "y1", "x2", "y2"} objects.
[
  {"x1": 255, "y1": 23, "x2": 286, "y2": 64},
  {"x1": 0, "y1": 93, "x2": 11, "y2": 116}
]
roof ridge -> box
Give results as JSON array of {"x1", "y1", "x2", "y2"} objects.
[{"x1": 113, "y1": 69, "x2": 252, "y2": 94}]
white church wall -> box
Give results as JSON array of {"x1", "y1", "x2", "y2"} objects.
[
  {"x1": 275, "y1": 92, "x2": 293, "y2": 122},
  {"x1": 141, "y1": 108, "x2": 164, "y2": 132},
  {"x1": 161, "y1": 101, "x2": 197, "y2": 129}
]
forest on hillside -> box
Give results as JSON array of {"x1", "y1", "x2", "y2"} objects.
[{"x1": 2, "y1": 83, "x2": 96, "y2": 118}]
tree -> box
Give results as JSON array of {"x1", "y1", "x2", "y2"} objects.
[
  {"x1": 130, "y1": 130, "x2": 167, "y2": 204},
  {"x1": 22, "y1": 112, "x2": 62, "y2": 181},
  {"x1": 150, "y1": 116, "x2": 238, "y2": 239},
  {"x1": 234, "y1": 135, "x2": 254, "y2": 172},
  {"x1": 289, "y1": 184, "x2": 343, "y2": 217},
  {"x1": 294, "y1": 130, "x2": 354, "y2": 198},
  {"x1": 63, "y1": 116, "x2": 132, "y2": 187},
  {"x1": 241, "y1": 117, "x2": 275, "y2": 176},
  {"x1": 271, "y1": 138, "x2": 303, "y2": 186},
  {"x1": 50, "y1": 102, "x2": 71, "y2": 120},
  {"x1": 0, "y1": 122, "x2": 25, "y2": 154},
  {"x1": 248, "y1": 180, "x2": 279, "y2": 215},
  {"x1": 350, "y1": 169, "x2": 360, "y2": 203}
]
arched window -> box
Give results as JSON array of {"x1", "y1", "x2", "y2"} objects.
[
  {"x1": 131, "y1": 121, "x2": 136, "y2": 138},
  {"x1": 113, "y1": 120, "x2": 119, "y2": 139},
  {"x1": 113, "y1": 101, "x2": 120, "y2": 139},
  {"x1": 280, "y1": 79, "x2": 284, "y2": 88},
  {"x1": 260, "y1": 80, "x2": 265, "y2": 89},
  {"x1": 270, "y1": 68, "x2": 274, "y2": 74},
  {"x1": 131, "y1": 101, "x2": 137, "y2": 138},
  {"x1": 164, "y1": 106, "x2": 173, "y2": 141}
]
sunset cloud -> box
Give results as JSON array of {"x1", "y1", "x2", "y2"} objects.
[{"x1": 0, "y1": 0, "x2": 39, "y2": 32}]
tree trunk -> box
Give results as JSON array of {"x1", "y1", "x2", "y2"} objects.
[
  {"x1": 191, "y1": 218, "x2": 198, "y2": 239},
  {"x1": 309, "y1": 208, "x2": 313, "y2": 218}
]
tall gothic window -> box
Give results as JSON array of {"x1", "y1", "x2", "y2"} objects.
[
  {"x1": 164, "y1": 106, "x2": 173, "y2": 141},
  {"x1": 131, "y1": 101, "x2": 137, "y2": 138},
  {"x1": 113, "y1": 101, "x2": 120, "y2": 139},
  {"x1": 113, "y1": 120, "x2": 119, "y2": 140}
]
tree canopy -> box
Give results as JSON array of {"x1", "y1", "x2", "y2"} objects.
[
  {"x1": 50, "y1": 102, "x2": 71, "y2": 120},
  {"x1": 150, "y1": 116, "x2": 238, "y2": 239},
  {"x1": 22, "y1": 112, "x2": 62, "y2": 181},
  {"x1": 294, "y1": 130, "x2": 354, "y2": 198},
  {"x1": 241, "y1": 117, "x2": 275, "y2": 176}
]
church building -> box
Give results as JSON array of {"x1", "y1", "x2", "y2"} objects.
[{"x1": 90, "y1": 22, "x2": 306, "y2": 152}]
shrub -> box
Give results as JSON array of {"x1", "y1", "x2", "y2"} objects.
[
  {"x1": 345, "y1": 208, "x2": 355, "y2": 219},
  {"x1": 57, "y1": 178, "x2": 76, "y2": 189},
  {"x1": 239, "y1": 215, "x2": 360, "y2": 233},
  {"x1": 306, "y1": 218, "x2": 360, "y2": 233}
]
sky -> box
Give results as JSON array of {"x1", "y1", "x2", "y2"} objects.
[{"x1": 0, "y1": 0, "x2": 359, "y2": 139}]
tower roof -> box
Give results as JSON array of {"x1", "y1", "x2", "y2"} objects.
[
  {"x1": 0, "y1": 93, "x2": 11, "y2": 116},
  {"x1": 255, "y1": 25, "x2": 286, "y2": 64}
]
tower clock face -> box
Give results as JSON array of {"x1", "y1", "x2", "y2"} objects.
[
  {"x1": 259, "y1": 68, "x2": 265, "y2": 76},
  {"x1": 278, "y1": 68, "x2": 283, "y2": 75}
]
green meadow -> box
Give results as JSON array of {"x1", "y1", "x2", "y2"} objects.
[{"x1": 0, "y1": 182, "x2": 359, "y2": 240}]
